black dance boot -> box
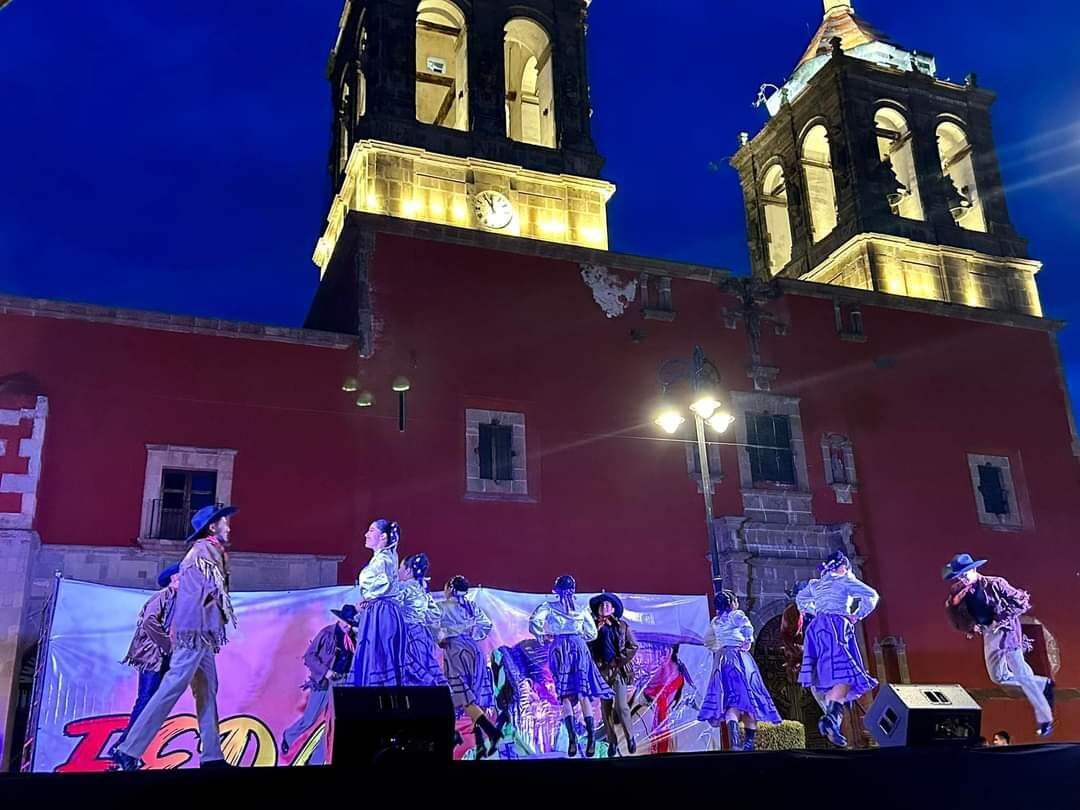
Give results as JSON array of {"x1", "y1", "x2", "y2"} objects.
[
  {"x1": 473, "y1": 723, "x2": 489, "y2": 759},
  {"x1": 818, "y1": 701, "x2": 848, "y2": 748},
  {"x1": 563, "y1": 716, "x2": 578, "y2": 758},
  {"x1": 626, "y1": 734, "x2": 637, "y2": 755},
  {"x1": 476, "y1": 715, "x2": 502, "y2": 757},
  {"x1": 726, "y1": 719, "x2": 742, "y2": 750},
  {"x1": 742, "y1": 727, "x2": 757, "y2": 752},
  {"x1": 584, "y1": 716, "x2": 597, "y2": 758}
]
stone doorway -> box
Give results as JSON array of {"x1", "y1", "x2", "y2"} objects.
[{"x1": 753, "y1": 613, "x2": 830, "y2": 749}]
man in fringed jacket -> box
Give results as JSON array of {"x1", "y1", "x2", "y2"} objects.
[
  {"x1": 111, "y1": 505, "x2": 239, "y2": 770},
  {"x1": 281, "y1": 603, "x2": 359, "y2": 761},
  {"x1": 944, "y1": 553, "x2": 1055, "y2": 738},
  {"x1": 109, "y1": 563, "x2": 180, "y2": 758}
]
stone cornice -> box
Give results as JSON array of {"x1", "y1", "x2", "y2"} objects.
[
  {"x1": 0, "y1": 294, "x2": 356, "y2": 349},
  {"x1": 350, "y1": 213, "x2": 1062, "y2": 333}
]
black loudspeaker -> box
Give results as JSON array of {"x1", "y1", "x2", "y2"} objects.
[
  {"x1": 865, "y1": 684, "x2": 982, "y2": 747},
  {"x1": 327, "y1": 686, "x2": 455, "y2": 765}
]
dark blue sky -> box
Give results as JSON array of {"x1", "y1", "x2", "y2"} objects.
[{"x1": 2, "y1": 1, "x2": 1079, "y2": 390}]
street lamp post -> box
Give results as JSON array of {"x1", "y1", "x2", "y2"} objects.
[{"x1": 655, "y1": 346, "x2": 733, "y2": 596}]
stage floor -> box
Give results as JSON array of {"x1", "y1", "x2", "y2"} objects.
[{"x1": 5, "y1": 744, "x2": 1079, "y2": 808}]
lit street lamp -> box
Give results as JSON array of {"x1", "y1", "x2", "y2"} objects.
[{"x1": 655, "y1": 346, "x2": 733, "y2": 595}]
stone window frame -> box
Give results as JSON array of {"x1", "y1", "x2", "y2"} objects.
[
  {"x1": 465, "y1": 408, "x2": 531, "y2": 502},
  {"x1": 833, "y1": 299, "x2": 866, "y2": 343},
  {"x1": 821, "y1": 432, "x2": 858, "y2": 504},
  {"x1": 965, "y1": 452, "x2": 1025, "y2": 531},
  {"x1": 639, "y1": 272, "x2": 676, "y2": 321},
  {"x1": 138, "y1": 445, "x2": 237, "y2": 547},
  {"x1": 731, "y1": 391, "x2": 810, "y2": 494}
]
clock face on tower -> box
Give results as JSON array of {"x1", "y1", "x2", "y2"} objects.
[{"x1": 472, "y1": 190, "x2": 514, "y2": 230}]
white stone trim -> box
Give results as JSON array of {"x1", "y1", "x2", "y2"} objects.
[
  {"x1": 966, "y1": 452, "x2": 1023, "y2": 530},
  {"x1": 731, "y1": 391, "x2": 810, "y2": 494},
  {"x1": 465, "y1": 409, "x2": 529, "y2": 500},
  {"x1": 138, "y1": 445, "x2": 237, "y2": 543},
  {"x1": 0, "y1": 397, "x2": 48, "y2": 531}
]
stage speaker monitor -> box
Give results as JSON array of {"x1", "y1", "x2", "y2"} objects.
[
  {"x1": 328, "y1": 686, "x2": 455, "y2": 765},
  {"x1": 865, "y1": 684, "x2": 981, "y2": 747}
]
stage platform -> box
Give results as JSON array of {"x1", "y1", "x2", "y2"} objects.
[{"x1": 4, "y1": 744, "x2": 1079, "y2": 809}]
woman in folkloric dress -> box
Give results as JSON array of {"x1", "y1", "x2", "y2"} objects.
[
  {"x1": 439, "y1": 575, "x2": 503, "y2": 758},
  {"x1": 350, "y1": 519, "x2": 407, "y2": 686},
  {"x1": 698, "y1": 589, "x2": 781, "y2": 751},
  {"x1": 796, "y1": 551, "x2": 880, "y2": 747},
  {"x1": 529, "y1": 575, "x2": 613, "y2": 758},
  {"x1": 397, "y1": 553, "x2": 447, "y2": 687}
]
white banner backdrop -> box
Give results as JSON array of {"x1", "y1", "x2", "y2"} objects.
[{"x1": 30, "y1": 579, "x2": 713, "y2": 771}]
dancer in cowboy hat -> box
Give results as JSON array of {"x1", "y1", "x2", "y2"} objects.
[
  {"x1": 587, "y1": 591, "x2": 639, "y2": 756},
  {"x1": 530, "y1": 575, "x2": 613, "y2": 758},
  {"x1": 698, "y1": 589, "x2": 781, "y2": 751},
  {"x1": 796, "y1": 550, "x2": 879, "y2": 748},
  {"x1": 111, "y1": 504, "x2": 238, "y2": 771},
  {"x1": 281, "y1": 603, "x2": 360, "y2": 760},
  {"x1": 109, "y1": 562, "x2": 181, "y2": 758},
  {"x1": 943, "y1": 553, "x2": 1055, "y2": 738}
]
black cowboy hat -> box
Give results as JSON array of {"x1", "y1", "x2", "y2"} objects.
[
  {"x1": 942, "y1": 553, "x2": 988, "y2": 581},
  {"x1": 589, "y1": 592, "x2": 624, "y2": 619},
  {"x1": 331, "y1": 604, "x2": 361, "y2": 626}
]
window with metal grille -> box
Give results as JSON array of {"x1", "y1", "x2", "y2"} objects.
[
  {"x1": 154, "y1": 469, "x2": 218, "y2": 540},
  {"x1": 746, "y1": 413, "x2": 796, "y2": 486},
  {"x1": 477, "y1": 422, "x2": 515, "y2": 482},
  {"x1": 977, "y1": 464, "x2": 1010, "y2": 516}
]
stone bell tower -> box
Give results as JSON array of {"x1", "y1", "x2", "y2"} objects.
[
  {"x1": 310, "y1": 0, "x2": 616, "y2": 282},
  {"x1": 731, "y1": 0, "x2": 1042, "y2": 317}
]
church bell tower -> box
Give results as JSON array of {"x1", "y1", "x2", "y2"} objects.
[
  {"x1": 312, "y1": 0, "x2": 615, "y2": 276},
  {"x1": 731, "y1": 1, "x2": 1042, "y2": 317}
]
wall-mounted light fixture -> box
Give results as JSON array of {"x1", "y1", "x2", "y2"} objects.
[{"x1": 392, "y1": 376, "x2": 411, "y2": 432}]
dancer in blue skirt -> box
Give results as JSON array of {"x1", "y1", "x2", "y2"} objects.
[
  {"x1": 530, "y1": 575, "x2": 613, "y2": 758},
  {"x1": 698, "y1": 589, "x2": 781, "y2": 750},
  {"x1": 440, "y1": 575, "x2": 503, "y2": 757},
  {"x1": 351, "y1": 519, "x2": 407, "y2": 686},
  {"x1": 398, "y1": 553, "x2": 447, "y2": 687},
  {"x1": 796, "y1": 551, "x2": 879, "y2": 747}
]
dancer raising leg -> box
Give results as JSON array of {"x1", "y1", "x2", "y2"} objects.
[{"x1": 796, "y1": 551, "x2": 879, "y2": 748}]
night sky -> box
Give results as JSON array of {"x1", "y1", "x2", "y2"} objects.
[{"x1": 2, "y1": 2, "x2": 1079, "y2": 392}]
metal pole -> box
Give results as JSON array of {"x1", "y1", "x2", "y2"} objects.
[{"x1": 693, "y1": 413, "x2": 721, "y2": 593}]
